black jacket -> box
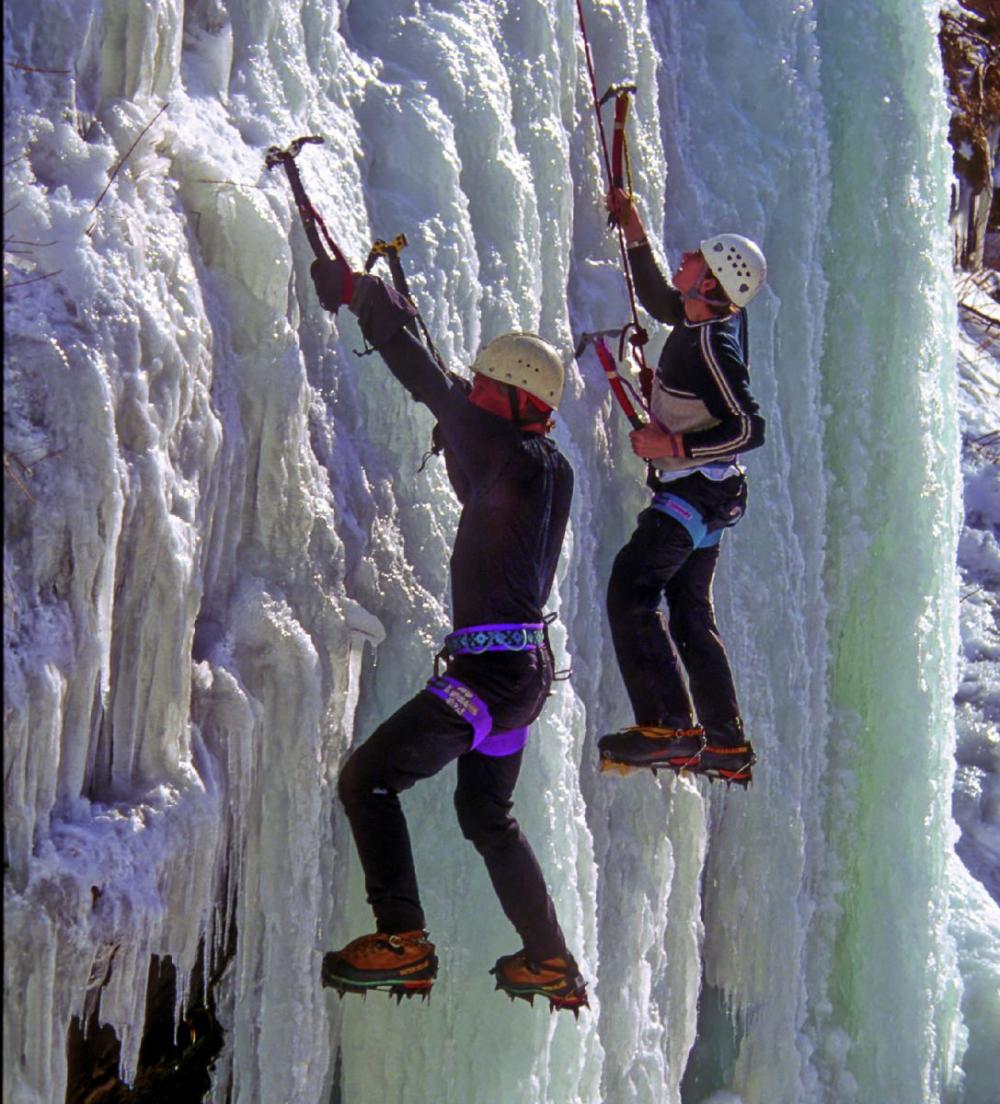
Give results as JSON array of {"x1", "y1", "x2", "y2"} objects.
[
  {"x1": 628, "y1": 242, "x2": 765, "y2": 469},
  {"x1": 351, "y1": 276, "x2": 573, "y2": 629}
]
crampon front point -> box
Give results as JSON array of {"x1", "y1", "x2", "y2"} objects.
[
  {"x1": 321, "y1": 930, "x2": 438, "y2": 1003},
  {"x1": 490, "y1": 951, "x2": 589, "y2": 1018},
  {"x1": 695, "y1": 743, "x2": 756, "y2": 788},
  {"x1": 322, "y1": 973, "x2": 434, "y2": 1004}
]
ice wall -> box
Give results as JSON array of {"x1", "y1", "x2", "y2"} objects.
[{"x1": 2, "y1": 1, "x2": 988, "y2": 1102}]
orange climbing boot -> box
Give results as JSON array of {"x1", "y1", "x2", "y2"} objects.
[
  {"x1": 491, "y1": 950, "x2": 589, "y2": 1017},
  {"x1": 694, "y1": 720, "x2": 756, "y2": 787},
  {"x1": 321, "y1": 930, "x2": 437, "y2": 1001},
  {"x1": 695, "y1": 742, "x2": 756, "y2": 787},
  {"x1": 598, "y1": 724, "x2": 705, "y2": 775}
]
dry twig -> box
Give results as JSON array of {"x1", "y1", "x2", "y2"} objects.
[
  {"x1": 195, "y1": 179, "x2": 260, "y2": 189},
  {"x1": 4, "y1": 269, "x2": 61, "y2": 288},
  {"x1": 959, "y1": 299, "x2": 1000, "y2": 327},
  {"x1": 3, "y1": 452, "x2": 36, "y2": 503},
  {"x1": 3, "y1": 59, "x2": 71, "y2": 75},
  {"x1": 90, "y1": 102, "x2": 170, "y2": 215}
]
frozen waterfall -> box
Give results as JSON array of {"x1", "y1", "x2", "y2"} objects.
[{"x1": 3, "y1": 1, "x2": 997, "y2": 1102}]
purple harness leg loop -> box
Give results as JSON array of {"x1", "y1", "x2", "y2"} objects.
[
  {"x1": 425, "y1": 675, "x2": 529, "y2": 757},
  {"x1": 477, "y1": 725, "x2": 528, "y2": 758}
]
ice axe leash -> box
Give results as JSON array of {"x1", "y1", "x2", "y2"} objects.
[
  {"x1": 265, "y1": 136, "x2": 352, "y2": 267},
  {"x1": 575, "y1": 330, "x2": 647, "y2": 430},
  {"x1": 574, "y1": 2, "x2": 654, "y2": 410}
]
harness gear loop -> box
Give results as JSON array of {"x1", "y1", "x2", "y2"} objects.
[
  {"x1": 542, "y1": 610, "x2": 572, "y2": 682},
  {"x1": 574, "y1": 4, "x2": 654, "y2": 410}
]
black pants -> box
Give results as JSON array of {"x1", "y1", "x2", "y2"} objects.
[
  {"x1": 607, "y1": 507, "x2": 740, "y2": 737},
  {"x1": 337, "y1": 650, "x2": 570, "y2": 962}
]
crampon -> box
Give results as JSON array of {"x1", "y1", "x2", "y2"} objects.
[
  {"x1": 321, "y1": 930, "x2": 437, "y2": 1003},
  {"x1": 491, "y1": 951, "x2": 589, "y2": 1018},
  {"x1": 598, "y1": 725, "x2": 706, "y2": 777},
  {"x1": 692, "y1": 743, "x2": 756, "y2": 788}
]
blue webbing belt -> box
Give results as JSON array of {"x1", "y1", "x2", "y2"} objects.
[
  {"x1": 443, "y1": 623, "x2": 546, "y2": 657},
  {"x1": 650, "y1": 491, "x2": 723, "y2": 550}
]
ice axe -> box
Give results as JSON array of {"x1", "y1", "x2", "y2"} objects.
[
  {"x1": 598, "y1": 83, "x2": 637, "y2": 228},
  {"x1": 575, "y1": 328, "x2": 646, "y2": 430},
  {"x1": 265, "y1": 135, "x2": 352, "y2": 267},
  {"x1": 598, "y1": 82, "x2": 638, "y2": 108}
]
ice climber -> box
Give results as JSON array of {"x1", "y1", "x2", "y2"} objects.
[
  {"x1": 597, "y1": 187, "x2": 767, "y2": 787},
  {"x1": 311, "y1": 257, "x2": 588, "y2": 1013}
]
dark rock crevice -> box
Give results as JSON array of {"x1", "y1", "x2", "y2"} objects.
[
  {"x1": 940, "y1": 1, "x2": 1000, "y2": 269},
  {"x1": 65, "y1": 948, "x2": 226, "y2": 1104}
]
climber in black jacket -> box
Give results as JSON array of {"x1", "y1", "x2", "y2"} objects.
[
  {"x1": 598, "y1": 187, "x2": 767, "y2": 787},
  {"x1": 311, "y1": 258, "x2": 587, "y2": 1013}
]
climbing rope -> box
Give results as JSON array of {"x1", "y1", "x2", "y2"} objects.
[{"x1": 574, "y1": 1, "x2": 653, "y2": 407}]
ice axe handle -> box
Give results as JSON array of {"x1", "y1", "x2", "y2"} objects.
[
  {"x1": 265, "y1": 137, "x2": 342, "y2": 264},
  {"x1": 577, "y1": 334, "x2": 646, "y2": 430},
  {"x1": 603, "y1": 87, "x2": 635, "y2": 227}
]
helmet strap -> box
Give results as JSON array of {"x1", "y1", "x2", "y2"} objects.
[
  {"x1": 682, "y1": 281, "x2": 734, "y2": 315},
  {"x1": 504, "y1": 384, "x2": 553, "y2": 432}
]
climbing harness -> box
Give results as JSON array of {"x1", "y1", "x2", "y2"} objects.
[
  {"x1": 265, "y1": 136, "x2": 352, "y2": 267},
  {"x1": 424, "y1": 615, "x2": 568, "y2": 756},
  {"x1": 435, "y1": 613, "x2": 569, "y2": 678},
  {"x1": 434, "y1": 619, "x2": 551, "y2": 677},
  {"x1": 649, "y1": 490, "x2": 746, "y2": 549}
]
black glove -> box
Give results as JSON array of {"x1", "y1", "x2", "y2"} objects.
[{"x1": 311, "y1": 257, "x2": 354, "y2": 313}]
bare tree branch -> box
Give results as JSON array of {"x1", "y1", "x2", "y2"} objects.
[
  {"x1": 3, "y1": 452, "x2": 37, "y2": 503},
  {"x1": 90, "y1": 102, "x2": 170, "y2": 214},
  {"x1": 3, "y1": 59, "x2": 71, "y2": 74},
  {"x1": 4, "y1": 269, "x2": 61, "y2": 287}
]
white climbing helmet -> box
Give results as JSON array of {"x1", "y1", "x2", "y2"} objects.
[
  {"x1": 471, "y1": 332, "x2": 565, "y2": 408},
  {"x1": 700, "y1": 233, "x2": 767, "y2": 308}
]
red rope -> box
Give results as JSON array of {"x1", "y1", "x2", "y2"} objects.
[{"x1": 575, "y1": 1, "x2": 652, "y2": 403}]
